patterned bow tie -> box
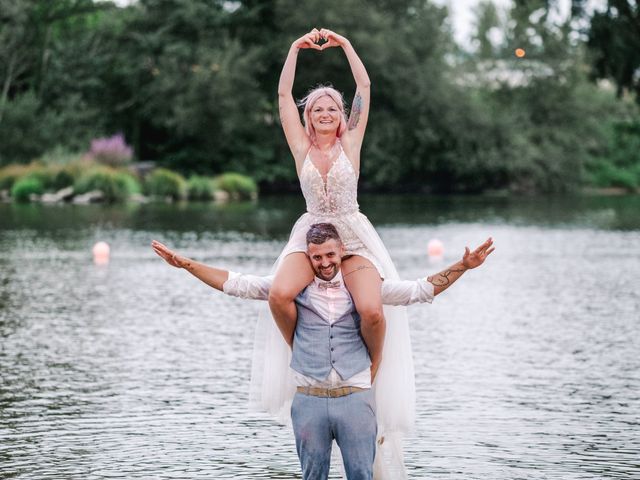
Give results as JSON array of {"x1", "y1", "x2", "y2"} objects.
[{"x1": 317, "y1": 280, "x2": 341, "y2": 290}]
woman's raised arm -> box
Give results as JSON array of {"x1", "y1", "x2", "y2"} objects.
[
  {"x1": 278, "y1": 30, "x2": 321, "y2": 172},
  {"x1": 320, "y1": 29, "x2": 371, "y2": 169}
]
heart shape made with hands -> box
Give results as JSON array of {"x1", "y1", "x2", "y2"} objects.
[
  {"x1": 308, "y1": 29, "x2": 341, "y2": 50},
  {"x1": 314, "y1": 37, "x2": 340, "y2": 50}
]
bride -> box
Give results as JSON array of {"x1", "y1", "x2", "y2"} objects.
[{"x1": 251, "y1": 28, "x2": 415, "y2": 476}]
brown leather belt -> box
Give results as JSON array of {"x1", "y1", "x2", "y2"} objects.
[{"x1": 296, "y1": 386, "x2": 368, "y2": 398}]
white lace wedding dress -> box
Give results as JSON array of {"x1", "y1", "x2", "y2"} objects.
[{"x1": 250, "y1": 145, "x2": 414, "y2": 478}]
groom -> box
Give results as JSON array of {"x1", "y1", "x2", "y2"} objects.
[{"x1": 152, "y1": 223, "x2": 494, "y2": 479}]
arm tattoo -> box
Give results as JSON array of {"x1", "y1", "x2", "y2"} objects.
[
  {"x1": 348, "y1": 93, "x2": 363, "y2": 130},
  {"x1": 427, "y1": 267, "x2": 465, "y2": 287}
]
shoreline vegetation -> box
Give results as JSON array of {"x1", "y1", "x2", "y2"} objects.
[
  {"x1": 0, "y1": 131, "x2": 636, "y2": 204},
  {"x1": 0, "y1": 153, "x2": 634, "y2": 206},
  {"x1": 0, "y1": 138, "x2": 258, "y2": 204}
]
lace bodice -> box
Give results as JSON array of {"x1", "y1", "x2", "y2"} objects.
[{"x1": 299, "y1": 148, "x2": 359, "y2": 217}]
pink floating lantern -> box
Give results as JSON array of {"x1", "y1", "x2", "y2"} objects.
[
  {"x1": 427, "y1": 238, "x2": 444, "y2": 260},
  {"x1": 92, "y1": 241, "x2": 110, "y2": 265}
]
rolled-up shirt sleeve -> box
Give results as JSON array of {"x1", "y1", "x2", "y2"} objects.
[
  {"x1": 381, "y1": 278, "x2": 434, "y2": 306},
  {"x1": 222, "y1": 272, "x2": 273, "y2": 300}
]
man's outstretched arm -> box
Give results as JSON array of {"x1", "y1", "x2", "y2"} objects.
[
  {"x1": 152, "y1": 240, "x2": 229, "y2": 290},
  {"x1": 381, "y1": 237, "x2": 495, "y2": 305},
  {"x1": 151, "y1": 240, "x2": 272, "y2": 299},
  {"x1": 428, "y1": 237, "x2": 494, "y2": 295},
  {"x1": 153, "y1": 237, "x2": 494, "y2": 306}
]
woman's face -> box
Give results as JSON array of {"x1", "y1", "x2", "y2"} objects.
[{"x1": 310, "y1": 95, "x2": 341, "y2": 135}]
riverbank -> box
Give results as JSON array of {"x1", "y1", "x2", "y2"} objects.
[{"x1": 0, "y1": 161, "x2": 258, "y2": 204}]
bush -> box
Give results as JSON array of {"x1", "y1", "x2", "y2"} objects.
[
  {"x1": 52, "y1": 161, "x2": 95, "y2": 190},
  {"x1": 145, "y1": 168, "x2": 186, "y2": 200},
  {"x1": 590, "y1": 162, "x2": 638, "y2": 190},
  {"x1": 87, "y1": 134, "x2": 134, "y2": 167},
  {"x1": 586, "y1": 156, "x2": 639, "y2": 190},
  {"x1": 11, "y1": 177, "x2": 44, "y2": 202},
  {"x1": 74, "y1": 166, "x2": 141, "y2": 202},
  {"x1": 23, "y1": 167, "x2": 56, "y2": 190},
  {"x1": 187, "y1": 175, "x2": 215, "y2": 200},
  {"x1": 118, "y1": 171, "x2": 142, "y2": 196},
  {"x1": 0, "y1": 164, "x2": 33, "y2": 190},
  {"x1": 49, "y1": 166, "x2": 78, "y2": 190},
  {"x1": 605, "y1": 120, "x2": 640, "y2": 170},
  {"x1": 38, "y1": 146, "x2": 83, "y2": 166},
  {"x1": 583, "y1": 119, "x2": 640, "y2": 191},
  {"x1": 1, "y1": 163, "x2": 60, "y2": 190},
  {"x1": 0, "y1": 161, "x2": 90, "y2": 192},
  {"x1": 213, "y1": 172, "x2": 258, "y2": 200}
]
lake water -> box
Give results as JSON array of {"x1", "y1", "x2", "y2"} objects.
[{"x1": 1, "y1": 195, "x2": 639, "y2": 479}]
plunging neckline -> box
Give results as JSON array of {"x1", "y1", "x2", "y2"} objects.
[{"x1": 305, "y1": 146, "x2": 343, "y2": 195}]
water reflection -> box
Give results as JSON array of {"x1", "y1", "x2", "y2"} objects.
[
  {"x1": 0, "y1": 195, "x2": 639, "y2": 479},
  {"x1": 1, "y1": 194, "x2": 639, "y2": 236}
]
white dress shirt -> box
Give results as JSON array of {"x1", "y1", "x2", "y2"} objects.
[
  {"x1": 223, "y1": 270, "x2": 434, "y2": 389},
  {"x1": 223, "y1": 270, "x2": 434, "y2": 306}
]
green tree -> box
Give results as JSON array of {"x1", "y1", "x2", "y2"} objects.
[
  {"x1": 473, "y1": 1, "x2": 502, "y2": 59},
  {"x1": 0, "y1": 0, "x2": 109, "y2": 164},
  {"x1": 455, "y1": 0, "x2": 634, "y2": 192},
  {"x1": 0, "y1": 0, "x2": 635, "y2": 193},
  {"x1": 587, "y1": 1, "x2": 640, "y2": 102},
  {"x1": 100, "y1": 0, "x2": 273, "y2": 176}
]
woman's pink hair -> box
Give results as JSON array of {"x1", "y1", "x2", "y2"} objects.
[{"x1": 298, "y1": 86, "x2": 348, "y2": 140}]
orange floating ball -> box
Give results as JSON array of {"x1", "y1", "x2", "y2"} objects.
[
  {"x1": 427, "y1": 239, "x2": 444, "y2": 258},
  {"x1": 515, "y1": 48, "x2": 526, "y2": 58},
  {"x1": 92, "y1": 241, "x2": 110, "y2": 265}
]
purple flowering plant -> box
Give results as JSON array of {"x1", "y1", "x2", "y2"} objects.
[{"x1": 87, "y1": 133, "x2": 133, "y2": 167}]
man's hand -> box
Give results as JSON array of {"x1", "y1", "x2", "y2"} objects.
[
  {"x1": 151, "y1": 240, "x2": 186, "y2": 268},
  {"x1": 427, "y1": 237, "x2": 494, "y2": 296},
  {"x1": 462, "y1": 237, "x2": 494, "y2": 269},
  {"x1": 152, "y1": 240, "x2": 231, "y2": 291}
]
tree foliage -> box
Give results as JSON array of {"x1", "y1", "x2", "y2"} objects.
[
  {"x1": 0, "y1": 0, "x2": 637, "y2": 192},
  {"x1": 587, "y1": 1, "x2": 640, "y2": 101}
]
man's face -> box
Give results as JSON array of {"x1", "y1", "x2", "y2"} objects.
[{"x1": 307, "y1": 239, "x2": 344, "y2": 281}]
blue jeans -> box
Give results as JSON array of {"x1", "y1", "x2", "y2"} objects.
[{"x1": 290, "y1": 389, "x2": 377, "y2": 480}]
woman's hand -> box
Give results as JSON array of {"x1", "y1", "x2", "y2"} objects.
[
  {"x1": 152, "y1": 240, "x2": 186, "y2": 268},
  {"x1": 292, "y1": 29, "x2": 323, "y2": 50},
  {"x1": 319, "y1": 28, "x2": 347, "y2": 49}
]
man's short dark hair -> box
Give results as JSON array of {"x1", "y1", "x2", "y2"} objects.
[{"x1": 306, "y1": 223, "x2": 342, "y2": 245}]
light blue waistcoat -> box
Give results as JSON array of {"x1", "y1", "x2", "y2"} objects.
[{"x1": 290, "y1": 286, "x2": 371, "y2": 381}]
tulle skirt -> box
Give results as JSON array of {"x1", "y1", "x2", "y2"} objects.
[{"x1": 249, "y1": 210, "x2": 414, "y2": 478}]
